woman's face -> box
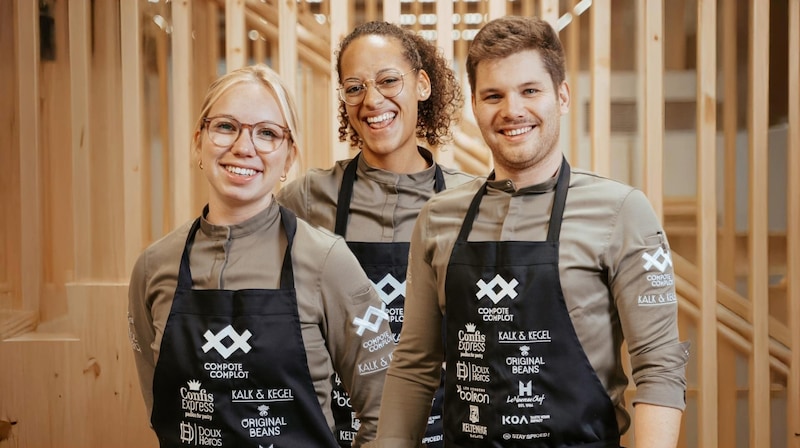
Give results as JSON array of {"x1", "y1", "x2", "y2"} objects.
[
  {"x1": 195, "y1": 82, "x2": 295, "y2": 222},
  {"x1": 339, "y1": 34, "x2": 430, "y2": 169}
]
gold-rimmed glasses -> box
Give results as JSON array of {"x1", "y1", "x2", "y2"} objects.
[
  {"x1": 202, "y1": 116, "x2": 292, "y2": 153},
  {"x1": 338, "y1": 68, "x2": 418, "y2": 106}
]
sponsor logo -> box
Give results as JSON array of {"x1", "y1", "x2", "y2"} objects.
[
  {"x1": 241, "y1": 406, "x2": 288, "y2": 438},
  {"x1": 462, "y1": 405, "x2": 488, "y2": 439},
  {"x1": 505, "y1": 346, "x2": 546, "y2": 375},
  {"x1": 456, "y1": 384, "x2": 490, "y2": 404},
  {"x1": 642, "y1": 247, "x2": 672, "y2": 273},
  {"x1": 181, "y1": 380, "x2": 215, "y2": 420},
  {"x1": 358, "y1": 354, "x2": 392, "y2": 375},
  {"x1": 362, "y1": 329, "x2": 394, "y2": 353},
  {"x1": 646, "y1": 272, "x2": 674, "y2": 287},
  {"x1": 637, "y1": 292, "x2": 677, "y2": 306},
  {"x1": 455, "y1": 361, "x2": 490, "y2": 383},
  {"x1": 201, "y1": 325, "x2": 252, "y2": 359},
  {"x1": 500, "y1": 413, "x2": 551, "y2": 425},
  {"x1": 497, "y1": 330, "x2": 551, "y2": 344},
  {"x1": 372, "y1": 273, "x2": 406, "y2": 305},
  {"x1": 179, "y1": 421, "x2": 223, "y2": 446},
  {"x1": 231, "y1": 388, "x2": 293, "y2": 402},
  {"x1": 353, "y1": 306, "x2": 389, "y2": 336},
  {"x1": 458, "y1": 323, "x2": 486, "y2": 359},
  {"x1": 127, "y1": 314, "x2": 141, "y2": 353},
  {"x1": 507, "y1": 381, "x2": 546, "y2": 408},
  {"x1": 203, "y1": 362, "x2": 250, "y2": 379},
  {"x1": 476, "y1": 274, "x2": 519, "y2": 304}
]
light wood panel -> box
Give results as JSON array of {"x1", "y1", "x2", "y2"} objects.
[
  {"x1": 589, "y1": 0, "x2": 610, "y2": 177},
  {"x1": 747, "y1": 0, "x2": 771, "y2": 445},
  {"x1": 329, "y1": 0, "x2": 350, "y2": 163},
  {"x1": 171, "y1": 0, "x2": 194, "y2": 227},
  {"x1": 18, "y1": 0, "x2": 42, "y2": 312},
  {"x1": 720, "y1": 0, "x2": 738, "y2": 288},
  {"x1": 226, "y1": 0, "x2": 247, "y2": 71},
  {"x1": 695, "y1": 1, "x2": 718, "y2": 447},
  {"x1": 641, "y1": 0, "x2": 664, "y2": 218},
  {"x1": 788, "y1": 1, "x2": 800, "y2": 445},
  {"x1": 278, "y1": 0, "x2": 298, "y2": 94},
  {"x1": 0, "y1": 0, "x2": 18, "y2": 312}
]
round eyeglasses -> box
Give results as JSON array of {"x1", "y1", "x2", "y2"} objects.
[
  {"x1": 337, "y1": 68, "x2": 418, "y2": 106},
  {"x1": 202, "y1": 116, "x2": 292, "y2": 154}
]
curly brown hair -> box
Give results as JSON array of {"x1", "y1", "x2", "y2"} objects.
[{"x1": 335, "y1": 21, "x2": 463, "y2": 149}]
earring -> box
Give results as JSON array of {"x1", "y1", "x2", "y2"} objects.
[
  {"x1": 198, "y1": 160, "x2": 204, "y2": 170},
  {"x1": 280, "y1": 174, "x2": 287, "y2": 182}
]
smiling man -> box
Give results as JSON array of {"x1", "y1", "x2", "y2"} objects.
[{"x1": 372, "y1": 16, "x2": 690, "y2": 448}]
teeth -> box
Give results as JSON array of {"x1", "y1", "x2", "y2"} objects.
[
  {"x1": 226, "y1": 166, "x2": 257, "y2": 176},
  {"x1": 505, "y1": 126, "x2": 532, "y2": 136},
  {"x1": 366, "y1": 112, "x2": 395, "y2": 124}
]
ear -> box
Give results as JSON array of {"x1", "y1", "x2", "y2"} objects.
[
  {"x1": 416, "y1": 69, "x2": 432, "y2": 101},
  {"x1": 193, "y1": 129, "x2": 203, "y2": 166},
  {"x1": 557, "y1": 81, "x2": 571, "y2": 114},
  {"x1": 283, "y1": 142, "x2": 298, "y2": 178}
]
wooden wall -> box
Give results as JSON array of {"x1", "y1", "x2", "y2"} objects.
[{"x1": 1, "y1": 0, "x2": 798, "y2": 447}]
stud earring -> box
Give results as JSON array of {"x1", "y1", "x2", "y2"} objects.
[
  {"x1": 199, "y1": 160, "x2": 204, "y2": 170},
  {"x1": 280, "y1": 174, "x2": 287, "y2": 182}
]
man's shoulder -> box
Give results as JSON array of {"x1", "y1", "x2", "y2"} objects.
[{"x1": 439, "y1": 165, "x2": 482, "y2": 190}]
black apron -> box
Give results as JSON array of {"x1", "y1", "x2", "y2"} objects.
[
  {"x1": 151, "y1": 207, "x2": 338, "y2": 447},
  {"x1": 443, "y1": 158, "x2": 620, "y2": 447},
  {"x1": 329, "y1": 152, "x2": 446, "y2": 447}
]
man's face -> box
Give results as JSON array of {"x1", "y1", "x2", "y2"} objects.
[{"x1": 471, "y1": 49, "x2": 569, "y2": 176}]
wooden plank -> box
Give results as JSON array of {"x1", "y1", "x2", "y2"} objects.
[
  {"x1": 17, "y1": 0, "x2": 42, "y2": 312},
  {"x1": 567, "y1": 0, "x2": 581, "y2": 168},
  {"x1": 539, "y1": 0, "x2": 559, "y2": 29},
  {"x1": 120, "y1": 0, "x2": 144, "y2": 274},
  {"x1": 68, "y1": 0, "x2": 92, "y2": 281},
  {"x1": 720, "y1": 0, "x2": 738, "y2": 287},
  {"x1": 641, "y1": 0, "x2": 664, "y2": 218},
  {"x1": 171, "y1": 0, "x2": 194, "y2": 226},
  {"x1": 590, "y1": 0, "x2": 611, "y2": 178},
  {"x1": 787, "y1": 1, "x2": 800, "y2": 446},
  {"x1": 0, "y1": 0, "x2": 18, "y2": 310},
  {"x1": 384, "y1": 0, "x2": 401, "y2": 25},
  {"x1": 747, "y1": 0, "x2": 771, "y2": 445},
  {"x1": 226, "y1": 0, "x2": 247, "y2": 71},
  {"x1": 717, "y1": 339, "x2": 738, "y2": 448},
  {"x1": 330, "y1": 0, "x2": 349, "y2": 163},
  {"x1": 278, "y1": 0, "x2": 298, "y2": 95},
  {"x1": 435, "y1": 0, "x2": 455, "y2": 167},
  {"x1": 487, "y1": 0, "x2": 507, "y2": 21},
  {"x1": 695, "y1": 1, "x2": 718, "y2": 447}
]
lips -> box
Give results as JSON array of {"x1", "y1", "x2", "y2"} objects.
[
  {"x1": 365, "y1": 112, "x2": 396, "y2": 129},
  {"x1": 225, "y1": 165, "x2": 259, "y2": 177},
  {"x1": 501, "y1": 125, "x2": 534, "y2": 136}
]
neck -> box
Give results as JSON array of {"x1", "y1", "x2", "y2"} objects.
[
  {"x1": 360, "y1": 145, "x2": 430, "y2": 174},
  {"x1": 494, "y1": 150, "x2": 563, "y2": 189},
  {"x1": 206, "y1": 195, "x2": 273, "y2": 226}
]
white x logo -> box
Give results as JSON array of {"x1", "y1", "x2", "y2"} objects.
[
  {"x1": 642, "y1": 247, "x2": 672, "y2": 273},
  {"x1": 202, "y1": 325, "x2": 252, "y2": 359},
  {"x1": 476, "y1": 274, "x2": 519, "y2": 304},
  {"x1": 353, "y1": 305, "x2": 389, "y2": 336},
  {"x1": 372, "y1": 273, "x2": 406, "y2": 305}
]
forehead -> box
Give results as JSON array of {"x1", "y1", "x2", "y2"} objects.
[
  {"x1": 474, "y1": 49, "x2": 552, "y2": 88},
  {"x1": 340, "y1": 34, "x2": 409, "y2": 75},
  {"x1": 209, "y1": 82, "x2": 284, "y2": 122}
]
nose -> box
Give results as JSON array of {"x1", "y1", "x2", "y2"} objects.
[
  {"x1": 501, "y1": 94, "x2": 525, "y2": 119},
  {"x1": 230, "y1": 126, "x2": 256, "y2": 155},
  {"x1": 361, "y1": 81, "x2": 385, "y2": 107}
]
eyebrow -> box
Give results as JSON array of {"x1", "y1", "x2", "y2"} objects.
[{"x1": 342, "y1": 67, "x2": 408, "y2": 82}]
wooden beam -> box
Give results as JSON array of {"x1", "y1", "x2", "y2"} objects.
[
  {"x1": 641, "y1": 0, "x2": 664, "y2": 218},
  {"x1": 226, "y1": 0, "x2": 247, "y2": 71},
  {"x1": 539, "y1": 0, "x2": 559, "y2": 29},
  {"x1": 330, "y1": 0, "x2": 349, "y2": 162},
  {"x1": 120, "y1": 0, "x2": 145, "y2": 274},
  {"x1": 720, "y1": 0, "x2": 738, "y2": 287},
  {"x1": 278, "y1": 0, "x2": 298, "y2": 95},
  {"x1": 435, "y1": 0, "x2": 455, "y2": 167},
  {"x1": 695, "y1": 1, "x2": 718, "y2": 447},
  {"x1": 487, "y1": 0, "x2": 507, "y2": 21},
  {"x1": 590, "y1": 0, "x2": 611, "y2": 178},
  {"x1": 568, "y1": 0, "x2": 581, "y2": 168},
  {"x1": 68, "y1": 0, "x2": 92, "y2": 281},
  {"x1": 747, "y1": 0, "x2": 771, "y2": 445},
  {"x1": 171, "y1": 0, "x2": 194, "y2": 225},
  {"x1": 384, "y1": 0, "x2": 401, "y2": 25},
  {"x1": 787, "y1": 1, "x2": 800, "y2": 446}
]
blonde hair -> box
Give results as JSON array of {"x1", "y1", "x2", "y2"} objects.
[{"x1": 194, "y1": 64, "x2": 301, "y2": 155}]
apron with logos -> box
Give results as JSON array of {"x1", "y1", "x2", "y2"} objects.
[
  {"x1": 329, "y1": 152, "x2": 446, "y2": 447},
  {"x1": 443, "y1": 158, "x2": 620, "y2": 447},
  {"x1": 151, "y1": 207, "x2": 338, "y2": 447}
]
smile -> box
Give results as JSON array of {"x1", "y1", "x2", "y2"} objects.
[
  {"x1": 225, "y1": 165, "x2": 258, "y2": 177},
  {"x1": 503, "y1": 126, "x2": 533, "y2": 136},
  {"x1": 366, "y1": 112, "x2": 396, "y2": 126}
]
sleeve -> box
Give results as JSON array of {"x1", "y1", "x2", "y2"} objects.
[
  {"x1": 319, "y1": 237, "x2": 395, "y2": 448},
  {"x1": 606, "y1": 189, "x2": 690, "y2": 410},
  {"x1": 276, "y1": 174, "x2": 311, "y2": 221},
  {"x1": 374, "y1": 204, "x2": 445, "y2": 447},
  {"x1": 127, "y1": 250, "x2": 157, "y2": 420}
]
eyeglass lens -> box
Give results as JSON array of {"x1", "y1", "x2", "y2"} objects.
[
  {"x1": 339, "y1": 69, "x2": 413, "y2": 105},
  {"x1": 206, "y1": 117, "x2": 287, "y2": 153}
]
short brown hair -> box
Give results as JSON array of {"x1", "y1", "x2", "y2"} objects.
[{"x1": 466, "y1": 16, "x2": 565, "y2": 93}]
